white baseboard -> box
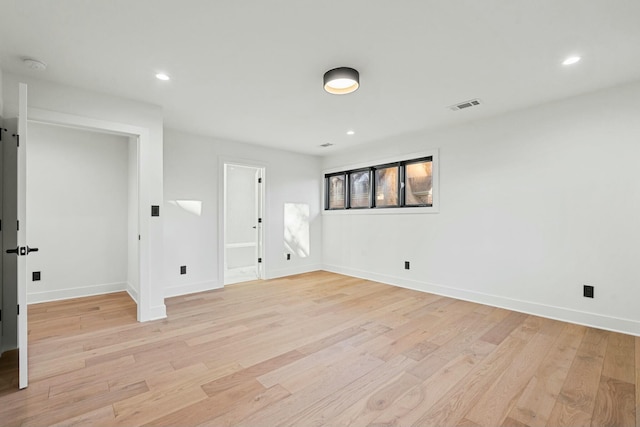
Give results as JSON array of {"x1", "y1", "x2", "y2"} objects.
[
  {"x1": 164, "y1": 280, "x2": 221, "y2": 298},
  {"x1": 27, "y1": 282, "x2": 127, "y2": 304},
  {"x1": 126, "y1": 282, "x2": 139, "y2": 303},
  {"x1": 266, "y1": 264, "x2": 322, "y2": 280},
  {"x1": 322, "y1": 264, "x2": 640, "y2": 337},
  {"x1": 141, "y1": 304, "x2": 167, "y2": 322}
]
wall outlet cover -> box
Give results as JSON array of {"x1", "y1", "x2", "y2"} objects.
[
  {"x1": 32, "y1": 271, "x2": 41, "y2": 281},
  {"x1": 180, "y1": 265, "x2": 187, "y2": 275},
  {"x1": 583, "y1": 285, "x2": 594, "y2": 298}
]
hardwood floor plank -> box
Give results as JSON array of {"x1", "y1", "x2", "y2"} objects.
[
  {"x1": 48, "y1": 405, "x2": 115, "y2": 427},
  {"x1": 636, "y1": 337, "x2": 640, "y2": 427},
  {"x1": 275, "y1": 355, "x2": 417, "y2": 427},
  {"x1": 479, "y1": 311, "x2": 529, "y2": 345},
  {"x1": 465, "y1": 322, "x2": 562, "y2": 426},
  {"x1": 547, "y1": 328, "x2": 609, "y2": 425},
  {"x1": 195, "y1": 385, "x2": 291, "y2": 427},
  {"x1": 591, "y1": 376, "x2": 635, "y2": 427},
  {"x1": 368, "y1": 340, "x2": 497, "y2": 427},
  {"x1": 142, "y1": 379, "x2": 267, "y2": 426},
  {"x1": 602, "y1": 332, "x2": 635, "y2": 383},
  {"x1": 0, "y1": 271, "x2": 635, "y2": 427},
  {"x1": 509, "y1": 323, "x2": 586, "y2": 427}
]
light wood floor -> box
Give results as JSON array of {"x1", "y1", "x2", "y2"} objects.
[{"x1": 0, "y1": 271, "x2": 638, "y2": 426}]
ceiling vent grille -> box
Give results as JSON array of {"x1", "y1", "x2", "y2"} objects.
[
  {"x1": 449, "y1": 98, "x2": 482, "y2": 111},
  {"x1": 320, "y1": 143, "x2": 334, "y2": 148}
]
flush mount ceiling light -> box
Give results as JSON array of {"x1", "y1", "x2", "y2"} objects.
[
  {"x1": 155, "y1": 73, "x2": 170, "y2": 81},
  {"x1": 23, "y1": 58, "x2": 47, "y2": 71},
  {"x1": 562, "y1": 56, "x2": 581, "y2": 66},
  {"x1": 323, "y1": 67, "x2": 359, "y2": 95}
]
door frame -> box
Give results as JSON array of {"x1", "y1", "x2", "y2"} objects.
[
  {"x1": 27, "y1": 107, "x2": 151, "y2": 321},
  {"x1": 218, "y1": 158, "x2": 266, "y2": 286}
]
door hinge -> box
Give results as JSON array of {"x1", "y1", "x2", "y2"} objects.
[
  {"x1": 0, "y1": 219, "x2": 2, "y2": 231},
  {"x1": 138, "y1": 235, "x2": 141, "y2": 241},
  {"x1": 17, "y1": 305, "x2": 19, "y2": 315},
  {"x1": 258, "y1": 177, "x2": 262, "y2": 183},
  {"x1": 14, "y1": 133, "x2": 19, "y2": 147},
  {"x1": 0, "y1": 309, "x2": 2, "y2": 321},
  {"x1": 0, "y1": 127, "x2": 5, "y2": 141},
  {"x1": 258, "y1": 257, "x2": 262, "y2": 263},
  {"x1": 17, "y1": 220, "x2": 19, "y2": 231}
]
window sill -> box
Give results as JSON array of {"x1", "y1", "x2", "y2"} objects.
[{"x1": 322, "y1": 206, "x2": 439, "y2": 215}]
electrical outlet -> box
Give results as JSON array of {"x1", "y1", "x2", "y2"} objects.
[
  {"x1": 404, "y1": 261, "x2": 410, "y2": 270},
  {"x1": 583, "y1": 285, "x2": 594, "y2": 298},
  {"x1": 180, "y1": 266, "x2": 187, "y2": 275},
  {"x1": 32, "y1": 271, "x2": 41, "y2": 281},
  {"x1": 287, "y1": 253, "x2": 291, "y2": 260}
]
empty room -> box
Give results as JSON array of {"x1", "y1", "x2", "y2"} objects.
[{"x1": 0, "y1": 1, "x2": 639, "y2": 426}]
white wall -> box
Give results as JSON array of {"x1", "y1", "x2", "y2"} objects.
[
  {"x1": 26, "y1": 123, "x2": 129, "y2": 303},
  {"x1": 163, "y1": 129, "x2": 322, "y2": 297},
  {"x1": 322, "y1": 81, "x2": 640, "y2": 336},
  {"x1": 2, "y1": 72, "x2": 165, "y2": 321}
]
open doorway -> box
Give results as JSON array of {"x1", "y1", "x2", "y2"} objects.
[
  {"x1": 25, "y1": 122, "x2": 139, "y2": 305},
  {"x1": 223, "y1": 163, "x2": 264, "y2": 285}
]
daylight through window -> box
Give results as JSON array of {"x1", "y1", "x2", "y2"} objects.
[{"x1": 324, "y1": 156, "x2": 433, "y2": 210}]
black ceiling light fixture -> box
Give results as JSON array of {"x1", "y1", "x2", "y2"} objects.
[{"x1": 323, "y1": 67, "x2": 359, "y2": 95}]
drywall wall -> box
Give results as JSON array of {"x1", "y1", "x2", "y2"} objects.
[
  {"x1": 163, "y1": 129, "x2": 322, "y2": 297},
  {"x1": 26, "y1": 123, "x2": 129, "y2": 303},
  {"x1": 2, "y1": 72, "x2": 165, "y2": 321},
  {"x1": 322, "y1": 81, "x2": 640, "y2": 336}
]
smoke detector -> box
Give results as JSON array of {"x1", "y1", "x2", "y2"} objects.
[
  {"x1": 23, "y1": 58, "x2": 47, "y2": 71},
  {"x1": 449, "y1": 98, "x2": 482, "y2": 111}
]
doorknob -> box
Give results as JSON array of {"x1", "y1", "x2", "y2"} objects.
[
  {"x1": 27, "y1": 246, "x2": 39, "y2": 254},
  {"x1": 6, "y1": 247, "x2": 19, "y2": 254}
]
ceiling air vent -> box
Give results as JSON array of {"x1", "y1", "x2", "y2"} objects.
[
  {"x1": 320, "y1": 143, "x2": 334, "y2": 148},
  {"x1": 449, "y1": 98, "x2": 482, "y2": 111}
]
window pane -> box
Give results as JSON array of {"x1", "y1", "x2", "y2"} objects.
[
  {"x1": 328, "y1": 175, "x2": 345, "y2": 209},
  {"x1": 350, "y1": 170, "x2": 370, "y2": 208},
  {"x1": 405, "y1": 160, "x2": 432, "y2": 206},
  {"x1": 375, "y1": 166, "x2": 399, "y2": 207}
]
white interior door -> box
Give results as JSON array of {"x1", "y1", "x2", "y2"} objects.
[
  {"x1": 17, "y1": 83, "x2": 29, "y2": 389},
  {"x1": 2, "y1": 117, "x2": 19, "y2": 377},
  {"x1": 0, "y1": 116, "x2": 4, "y2": 354}
]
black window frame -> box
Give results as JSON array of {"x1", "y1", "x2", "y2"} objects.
[
  {"x1": 372, "y1": 162, "x2": 401, "y2": 209},
  {"x1": 348, "y1": 168, "x2": 373, "y2": 209},
  {"x1": 402, "y1": 157, "x2": 433, "y2": 208},
  {"x1": 325, "y1": 172, "x2": 347, "y2": 210},
  {"x1": 324, "y1": 155, "x2": 433, "y2": 211}
]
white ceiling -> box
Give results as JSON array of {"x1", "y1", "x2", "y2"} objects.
[{"x1": 1, "y1": 0, "x2": 640, "y2": 156}]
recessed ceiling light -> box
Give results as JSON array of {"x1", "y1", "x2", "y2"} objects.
[
  {"x1": 346, "y1": 130, "x2": 355, "y2": 135},
  {"x1": 562, "y1": 56, "x2": 581, "y2": 66},
  {"x1": 323, "y1": 67, "x2": 359, "y2": 95},
  {"x1": 155, "y1": 73, "x2": 170, "y2": 81}
]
